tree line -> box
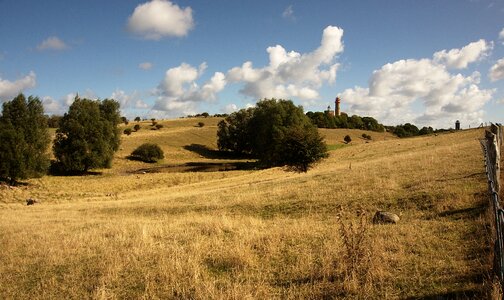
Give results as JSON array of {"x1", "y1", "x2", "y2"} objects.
[
  {"x1": 306, "y1": 111, "x2": 385, "y2": 132},
  {"x1": 0, "y1": 94, "x2": 121, "y2": 184}
]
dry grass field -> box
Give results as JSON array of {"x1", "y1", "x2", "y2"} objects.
[{"x1": 0, "y1": 118, "x2": 494, "y2": 299}]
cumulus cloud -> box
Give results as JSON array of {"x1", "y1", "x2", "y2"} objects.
[
  {"x1": 433, "y1": 39, "x2": 492, "y2": 69},
  {"x1": 42, "y1": 96, "x2": 64, "y2": 115},
  {"x1": 500, "y1": 28, "x2": 504, "y2": 43},
  {"x1": 127, "y1": 0, "x2": 194, "y2": 40},
  {"x1": 489, "y1": 58, "x2": 504, "y2": 82},
  {"x1": 338, "y1": 40, "x2": 495, "y2": 128},
  {"x1": 111, "y1": 89, "x2": 150, "y2": 110},
  {"x1": 223, "y1": 103, "x2": 238, "y2": 114},
  {"x1": 153, "y1": 62, "x2": 227, "y2": 116},
  {"x1": 139, "y1": 62, "x2": 153, "y2": 70},
  {"x1": 227, "y1": 25, "x2": 344, "y2": 101},
  {"x1": 36, "y1": 36, "x2": 69, "y2": 51},
  {"x1": 0, "y1": 71, "x2": 36, "y2": 102}
]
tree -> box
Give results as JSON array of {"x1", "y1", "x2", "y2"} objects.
[
  {"x1": 134, "y1": 124, "x2": 141, "y2": 131},
  {"x1": 344, "y1": 135, "x2": 352, "y2": 144},
  {"x1": 0, "y1": 94, "x2": 50, "y2": 183},
  {"x1": 129, "y1": 143, "x2": 164, "y2": 163},
  {"x1": 53, "y1": 97, "x2": 121, "y2": 173},
  {"x1": 217, "y1": 99, "x2": 328, "y2": 172},
  {"x1": 124, "y1": 128, "x2": 132, "y2": 135},
  {"x1": 134, "y1": 116, "x2": 141, "y2": 122}
]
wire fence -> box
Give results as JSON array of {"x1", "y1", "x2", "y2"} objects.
[{"x1": 481, "y1": 123, "x2": 503, "y2": 285}]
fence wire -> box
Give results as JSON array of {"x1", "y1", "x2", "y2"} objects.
[{"x1": 481, "y1": 124, "x2": 503, "y2": 285}]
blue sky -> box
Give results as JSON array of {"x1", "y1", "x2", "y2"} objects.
[{"x1": 0, "y1": 0, "x2": 503, "y2": 128}]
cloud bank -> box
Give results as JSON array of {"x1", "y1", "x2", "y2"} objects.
[
  {"x1": 0, "y1": 72, "x2": 37, "y2": 102},
  {"x1": 227, "y1": 25, "x2": 344, "y2": 101},
  {"x1": 127, "y1": 0, "x2": 194, "y2": 40},
  {"x1": 339, "y1": 40, "x2": 495, "y2": 127}
]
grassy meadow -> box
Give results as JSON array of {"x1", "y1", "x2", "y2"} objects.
[{"x1": 0, "y1": 118, "x2": 495, "y2": 299}]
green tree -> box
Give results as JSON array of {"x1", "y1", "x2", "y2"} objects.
[
  {"x1": 134, "y1": 116, "x2": 141, "y2": 122},
  {"x1": 0, "y1": 94, "x2": 50, "y2": 183},
  {"x1": 53, "y1": 97, "x2": 121, "y2": 173},
  {"x1": 217, "y1": 99, "x2": 328, "y2": 172}
]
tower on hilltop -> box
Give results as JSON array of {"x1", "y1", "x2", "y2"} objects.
[{"x1": 335, "y1": 97, "x2": 341, "y2": 116}]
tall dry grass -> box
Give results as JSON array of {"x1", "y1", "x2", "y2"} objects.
[{"x1": 0, "y1": 123, "x2": 493, "y2": 299}]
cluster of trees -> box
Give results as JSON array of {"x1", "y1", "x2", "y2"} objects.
[
  {"x1": 0, "y1": 94, "x2": 121, "y2": 183},
  {"x1": 385, "y1": 123, "x2": 438, "y2": 138},
  {"x1": 306, "y1": 111, "x2": 385, "y2": 132},
  {"x1": 217, "y1": 99, "x2": 328, "y2": 172}
]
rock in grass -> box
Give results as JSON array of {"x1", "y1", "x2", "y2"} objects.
[
  {"x1": 26, "y1": 198, "x2": 38, "y2": 206},
  {"x1": 372, "y1": 211, "x2": 399, "y2": 224}
]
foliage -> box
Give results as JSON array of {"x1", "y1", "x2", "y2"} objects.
[
  {"x1": 217, "y1": 99, "x2": 328, "y2": 171},
  {"x1": 129, "y1": 143, "x2": 164, "y2": 163},
  {"x1": 134, "y1": 116, "x2": 141, "y2": 122},
  {"x1": 362, "y1": 133, "x2": 372, "y2": 140},
  {"x1": 155, "y1": 124, "x2": 163, "y2": 130},
  {"x1": 0, "y1": 94, "x2": 51, "y2": 183},
  {"x1": 53, "y1": 97, "x2": 121, "y2": 173},
  {"x1": 46, "y1": 115, "x2": 62, "y2": 128},
  {"x1": 344, "y1": 135, "x2": 352, "y2": 144},
  {"x1": 198, "y1": 122, "x2": 205, "y2": 127},
  {"x1": 121, "y1": 116, "x2": 128, "y2": 125},
  {"x1": 306, "y1": 111, "x2": 385, "y2": 132},
  {"x1": 124, "y1": 128, "x2": 132, "y2": 135},
  {"x1": 134, "y1": 124, "x2": 141, "y2": 131},
  {"x1": 388, "y1": 123, "x2": 420, "y2": 138}
]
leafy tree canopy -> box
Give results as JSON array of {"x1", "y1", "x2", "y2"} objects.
[
  {"x1": 0, "y1": 94, "x2": 50, "y2": 183},
  {"x1": 53, "y1": 97, "x2": 121, "y2": 173},
  {"x1": 217, "y1": 99, "x2": 328, "y2": 172}
]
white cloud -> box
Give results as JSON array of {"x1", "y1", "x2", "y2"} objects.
[
  {"x1": 489, "y1": 58, "x2": 504, "y2": 81},
  {"x1": 338, "y1": 41, "x2": 495, "y2": 128},
  {"x1": 282, "y1": 5, "x2": 295, "y2": 20},
  {"x1": 433, "y1": 39, "x2": 492, "y2": 69},
  {"x1": 36, "y1": 36, "x2": 69, "y2": 51},
  {"x1": 42, "y1": 96, "x2": 64, "y2": 115},
  {"x1": 499, "y1": 28, "x2": 504, "y2": 44},
  {"x1": 111, "y1": 89, "x2": 150, "y2": 110},
  {"x1": 127, "y1": 0, "x2": 194, "y2": 40},
  {"x1": 139, "y1": 62, "x2": 153, "y2": 70},
  {"x1": 0, "y1": 71, "x2": 36, "y2": 102},
  {"x1": 227, "y1": 25, "x2": 344, "y2": 101},
  {"x1": 153, "y1": 62, "x2": 227, "y2": 116},
  {"x1": 223, "y1": 103, "x2": 238, "y2": 113}
]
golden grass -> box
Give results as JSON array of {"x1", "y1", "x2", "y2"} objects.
[{"x1": 0, "y1": 121, "x2": 493, "y2": 299}]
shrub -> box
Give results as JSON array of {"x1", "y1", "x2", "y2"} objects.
[
  {"x1": 198, "y1": 122, "x2": 205, "y2": 127},
  {"x1": 134, "y1": 124, "x2": 141, "y2": 131},
  {"x1": 124, "y1": 128, "x2": 132, "y2": 135},
  {"x1": 134, "y1": 116, "x2": 141, "y2": 122},
  {"x1": 155, "y1": 124, "x2": 163, "y2": 129},
  {"x1": 362, "y1": 133, "x2": 371, "y2": 140},
  {"x1": 129, "y1": 143, "x2": 164, "y2": 163},
  {"x1": 152, "y1": 121, "x2": 157, "y2": 126},
  {"x1": 344, "y1": 135, "x2": 352, "y2": 144}
]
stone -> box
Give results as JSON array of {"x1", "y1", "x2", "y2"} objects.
[{"x1": 372, "y1": 211, "x2": 399, "y2": 224}]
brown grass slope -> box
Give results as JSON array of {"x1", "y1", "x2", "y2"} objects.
[{"x1": 0, "y1": 119, "x2": 492, "y2": 299}]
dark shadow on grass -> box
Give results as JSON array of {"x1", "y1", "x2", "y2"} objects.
[
  {"x1": 183, "y1": 144, "x2": 253, "y2": 160},
  {"x1": 48, "y1": 160, "x2": 103, "y2": 176}
]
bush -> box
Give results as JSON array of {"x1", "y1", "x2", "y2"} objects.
[
  {"x1": 198, "y1": 122, "x2": 205, "y2": 127},
  {"x1": 134, "y1": 124, "x2": 141, "y2": 131},
  {"x1": 362, "y1": 133, "x2": 371, "y2": 140},
  {"x1": 124, "y1": 128, "x2": 132, "y2": 135},
  {"x1": 155, "y1": 124, "x2": 163, "y2": 130},
  {"x1": 134, "y1": 116, "x2": 141, "y2": 122},
  {"x1": 344, "y1": 135, "x2": 352, "y2": 144},
  {"x1": 129, "y1": 143, "x2": 164, "y2": 163}
]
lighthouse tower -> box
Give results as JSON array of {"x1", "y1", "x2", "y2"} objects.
[{"x1": 335, "y1": 97, "x2": 341, "y2": 116}]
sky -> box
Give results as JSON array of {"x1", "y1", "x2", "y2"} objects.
[{"x1": 0, "y1": 0, "x2": 503, "y2": 128}]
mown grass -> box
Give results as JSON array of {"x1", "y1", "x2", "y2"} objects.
[{"x1": 0, "y1": 119, "x2": 494, "y2": 299}]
